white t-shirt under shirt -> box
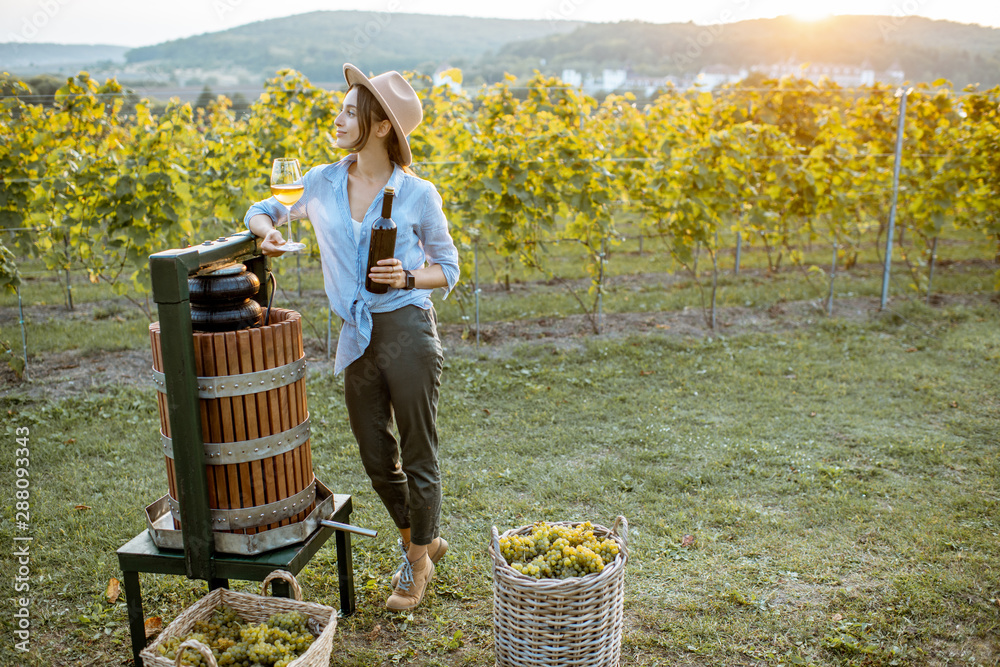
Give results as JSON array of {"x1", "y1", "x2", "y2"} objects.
[{"x1": 352, "y1": 218, "x2": 363, "y2": 244}]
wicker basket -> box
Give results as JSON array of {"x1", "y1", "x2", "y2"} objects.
[
  {"x1": 140, "y1": 570, "x2": 336, "y2": 667},
  {"x1": 489, "y1": 517, "x2": 629, "y2": 667}
]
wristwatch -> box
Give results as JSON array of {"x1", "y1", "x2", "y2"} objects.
[{"x1": 403, "y1": 270, "x2": 416, "y2": 290}]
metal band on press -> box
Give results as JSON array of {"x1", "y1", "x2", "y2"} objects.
[
  {"x1": 161, "y1": 417, "x2": 311, "y2": 465},
  {"x1": 151, "y1": 356, "x2": 307, "y2": 399},
  {"x1": 167, "y1": 478, "x2": 317, "y2": 531}
]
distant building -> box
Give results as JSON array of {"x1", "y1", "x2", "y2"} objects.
[
  {"x1": 114, "y1": 62, "x2": 255, "y2": 87},
  {"x1": 602, "y1": 68, "x2": 628, "y2": 91},
  {"x1": 696, "y1": 64, "x2": 749, "y2": 89},
  {"x1": 433, "y1": 65, "x2": 463, "y2": 93},
  {"x1": 561, "y1": 68, "x2": 583, "y2": 88},
  {"x1": 884, "y1": 63, "x2": 906, "y2": 85},
  {"x1": 561, "y1": 59, "x2": 906, "y2": 95},
  {"x1": 173, "y1": 67, "x2": 245, "y2": 87},
  {"x1": 756, "y1": 60, "x2": 876, "y2": 87},
  {"x1": 561, "y1": 68, "x2": 627, "y2": 93},
  {"x1": 697, "y1": 60, "x2": 906, "y2": 88},
  {"x1": 625, "y1": 73, "x2": 678, "y2": 97},
  {"x1": 561, "y1": 68, "x2": 675, "y2": 96}
]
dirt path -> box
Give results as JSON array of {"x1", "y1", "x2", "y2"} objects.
[{"x1": 1, "y1": 292, "x2": 994, "y2": 401}]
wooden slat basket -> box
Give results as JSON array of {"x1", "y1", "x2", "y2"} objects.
[
  {"x1": 489, "y1": 517, "x2": 628, "y2": 667},
  {"x1": 140, "y1": 570, "x2": 336, "y2": 667},
  {"x1": 150, "y1": 308, "x2": 315, "y2": 543}
]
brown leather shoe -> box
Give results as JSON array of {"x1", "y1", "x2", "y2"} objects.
[
  {"x1": 386, "y1": 553, "x2": 434, "y2": 611},
  {"x1": 391, "y1": 536, "x2": 448, "y2": 588}
]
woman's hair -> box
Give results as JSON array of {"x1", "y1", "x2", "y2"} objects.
[{"x1": 345, "y1": 84, "x2": 412, "y2": 171}]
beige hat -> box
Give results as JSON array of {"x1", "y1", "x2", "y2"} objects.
[{"x1": 343, "y1": 63, "x2": 423, "y2": 166}]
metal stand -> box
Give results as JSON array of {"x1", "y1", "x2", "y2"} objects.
[{"x1": 117, "y1": 495, "x2": 356, "y2": 666}]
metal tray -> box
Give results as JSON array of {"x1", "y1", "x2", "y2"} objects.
[{"x1": 145, "y1": 478, "x2": 337, "y2": 556}]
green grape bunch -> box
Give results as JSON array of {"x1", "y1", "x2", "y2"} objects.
[
  {"x1": 499, "y1": 522, "x2": 622, "y2": 580},
  {"x1": 157, "y1": 604, "x2": 317, "y2": 666}
]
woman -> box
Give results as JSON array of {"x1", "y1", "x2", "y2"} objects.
[{"x1": 245, "y1": 64, "x2": 459, "y2": 611}]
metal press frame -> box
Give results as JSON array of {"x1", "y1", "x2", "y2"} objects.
[{"x1": 116, "y1": 231, "x2": 356, "y2": 666}]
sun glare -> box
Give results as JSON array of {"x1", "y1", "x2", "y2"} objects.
[{"x1": 791, "y1": 8, "x2": 832, "y2": 21}]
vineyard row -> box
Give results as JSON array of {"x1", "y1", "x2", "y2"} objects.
[{"x1": 1, "y1": 68, "x2": 998, "y2": 306}]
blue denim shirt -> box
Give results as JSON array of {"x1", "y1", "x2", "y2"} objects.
[{"x1": 245, "y1": 155, "x2": 460, "y2": 374}]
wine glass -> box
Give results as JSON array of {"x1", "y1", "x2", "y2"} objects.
[{"x1": 269, "y1": 157, "x2": 306, "y2": 253}]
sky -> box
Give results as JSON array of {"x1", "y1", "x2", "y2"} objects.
[{"x1": 3, "y1": 0, "x2": 1000, "y2": 47}]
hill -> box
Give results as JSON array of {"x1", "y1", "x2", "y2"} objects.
[
  {"x1": 496, "y1": 15, "x2": 1000, "y2": 87},
  {"x1": 3, "y1": 13, "x2": 999, "y2": 90},
  {"x1": 124, "y1": 11, "x2": 584, "y2": 83}
]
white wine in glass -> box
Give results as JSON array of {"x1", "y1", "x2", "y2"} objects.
[{"x1": 270, "y1": 157, "x2": 306, "y2": 253}]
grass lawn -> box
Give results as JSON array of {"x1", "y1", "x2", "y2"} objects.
[
  {"x1": 2, "y1": 227, "x2": 996, "y2": 360},
  {"x1": 1, "y1": 282, "x2": 998, "y2": 665}
]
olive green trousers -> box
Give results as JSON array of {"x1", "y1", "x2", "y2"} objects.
[{"x1": 344, "y1": 305, "x2": 443, "y2": 546}]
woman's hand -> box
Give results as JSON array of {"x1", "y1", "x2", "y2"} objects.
[
  {"x1": 369, "y1": 258, "x2": 407, "y2": 290},
  {"x1": 260, "y1": 227, "x2": 290, "y2": 257},
  {"x1": 248, "y1": 215, "x2": 291, "y2": 257}
]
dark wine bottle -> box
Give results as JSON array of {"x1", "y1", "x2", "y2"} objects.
[{"x1": 365, "y1": 186, "x2": 397, "y2": 294}]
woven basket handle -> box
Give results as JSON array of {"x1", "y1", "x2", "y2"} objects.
[
  {"x1": 611, "y1": 515, "x2": 629, "y2": 548},
  {"x1": 174, "y1": 638, "x2": 218, "y2": 667},
  {"x1": 260, "y1": 569, "x2": 303, "y2": 601},
  {"x1": 489, "y1": 526, "x2": 503, "y2": 565}
]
